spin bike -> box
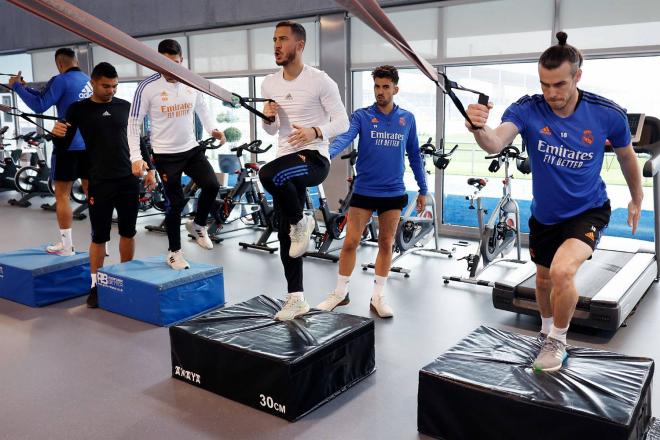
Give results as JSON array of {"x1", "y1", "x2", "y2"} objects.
[
  {"x1": 199, "y1": 140, "x2": 273, "y2": 243},
  {"x1": 0, "y1": 126, "x2": 23, "y2": 194},
  {"x1": 8, "y1": 132, "x2": 54, "y2": 207},
  {"x1": 362, "y1": 139, "x2": 457, "y2": 278},
  {"x1": 303, "y1": 150, "x2": 378, "y2": 263},
  {"x1": 443, "y1": 144, "x2": 529, "y2": 287},
  {"x1": 145, "y1": 136, "x2": 223, "y2": 234}
]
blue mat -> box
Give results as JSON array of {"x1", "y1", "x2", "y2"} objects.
[
  {"x1": 0, "y1": 246, "x2": 90, "y2": 307},
  {"x1": 98, "y1": 256, "x2": 224, "y2": 326},
  {"x1": 442, "y1": 194, "x2": 654, "y2": 242}
]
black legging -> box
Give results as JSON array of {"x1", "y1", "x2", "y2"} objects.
[
  {"x1": 259, "y1": 149, "x2": 330, "y2": 293},
  {"x1": 153, "y1": 146, "x2": 220, "y2": 252}
]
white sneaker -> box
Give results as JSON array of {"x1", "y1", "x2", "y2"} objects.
[
  {"x1": 274, "y1": 295, "x2": 310, "y2": 321},
  {"x1": 167, "y1": 250, "x2": 190, "y2": 270},
  {"x1": 288, "y1": 215, "x2": 315, "y2": 258},
  {"x1": 186, "y1": 220, "x2": 213, "y2": 250},
  {"x1": 370, "y1": 296, "x2": 394, "y2": 318},
  {"x1": 316, "y1": 291, "x2": 350, "y2": 311},
  {"x1": 46, "y1": 242, "x2": 75, "y2": 257}
]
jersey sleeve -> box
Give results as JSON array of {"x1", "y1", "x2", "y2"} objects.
[
  {"x1": 501, "y1": 96, "x2": 530, "y2": 136},
  {"x1": 329, "y1": 110, "x2": 362, "y2": 160},
  {"x1": 405, "y1": 115, "x2": 428, "y2": 196},
  {"x1": 12, "y1": 76, "x2": 64, "y2": 114},
  {"x1": 317, "y1": 73, "x2": 349, "y2": 140},
  {"x1": 607, "y1": 108, "x2": 632, "y2": 148},
  {"x1": 194, "y1": 91, "x2": 216, "y2": 136},
  {"x1": 128, "y1": 81, "x2": 151, "y2": 163}
]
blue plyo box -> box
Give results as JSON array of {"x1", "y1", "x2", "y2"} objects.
[
  {"x1": 0, "y1": 246, "x2": 90, "y2": 307},
  {"x1": 97, "y1": 256, "x2": 224, "y2": 326}
]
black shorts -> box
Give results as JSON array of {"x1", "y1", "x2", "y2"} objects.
[
  {"x1": 88, "y1": 175, "x2": 140, "y2": 244},
  {"x1": 528, "y1": 201, "x2": 611, "y2": 268},
  {"x1": 50, "y1": 149, "x2": 89, "y2": 182},
  {"x1": 349, "y1": 193, "x2": 408, "y2": 216}
]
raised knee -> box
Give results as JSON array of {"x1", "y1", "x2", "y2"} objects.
[{"x1": 549, "y1": 264, "x2": 576, "y2": 286}]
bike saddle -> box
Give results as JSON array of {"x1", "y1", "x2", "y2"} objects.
[
  {"x1": 245, "y1": 163, "x2": 260, "y2": 171},
  {"x1": 467, "y1": 177, "x2": 486, "y2": 188}
]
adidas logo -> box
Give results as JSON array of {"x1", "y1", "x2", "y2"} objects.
[
  {"x1": 539, "y1": 126, "x2": 551, "y2": 135},
  {"x1": 285, "y1": 93, "x2": 293, "y2": 100},
  {"x1": 585, "y1": 231, "x2": 595, "y2": 241},
  {"x1": 102, "y1": 111, "x2": 111, "y2": 117}
]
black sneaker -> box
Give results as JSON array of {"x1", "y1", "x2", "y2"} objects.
[{"x1": 86, "y1": 286, "x2": 98, "y2": 308}]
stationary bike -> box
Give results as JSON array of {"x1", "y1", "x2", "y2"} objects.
[
  {"x1": 9, "y1": 132, "x2": 54, "y2": 207},
  {"x1": 303, "y1": 150, "x2": 378, "y2": 263},
  {"x1": 443, "y1": 144, "x2": 529, "y2": 287},
  {"x1": 202, "y1": 140, "x2": 273, "y2": 243},
  {"x1": 362, "y1": 139, "x2": 457, "y2": 278},
  {"x1": 0, "y1": 126, "x2": 23, "y2": 194}
]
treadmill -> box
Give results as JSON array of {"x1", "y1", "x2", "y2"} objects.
[{"x1": 492, "y1": 114, "x2": 660, "y2": 331}]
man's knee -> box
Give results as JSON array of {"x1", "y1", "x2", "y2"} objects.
[{"x1": 549, "y1": 262, "x2": 578, "y2": 287}]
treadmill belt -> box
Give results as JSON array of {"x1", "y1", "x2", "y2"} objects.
[{"x1": 517, "y1": 249, "x2": 634, "y2": 308}]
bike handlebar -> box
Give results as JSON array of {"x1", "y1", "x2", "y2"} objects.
[
  {"x1": 230, "y1": 139, "x2": 273, "y2": 155},
  {"x1": 198, "y1": 137, "x2": 223, "y2": 150},
  {"x1": 484, "y1": 144, "x2": 522, "y2": 160}
]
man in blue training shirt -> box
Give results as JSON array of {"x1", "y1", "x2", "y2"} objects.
[
  {"x1": 316, "y1": 65, "x2": 427, "y2": 318},
  {"x1": 9, "y1": 48, "x2": 91, "y2": 256},
  {"x1": 465, "y1": 32, "x2": 643, "y2": 372}
]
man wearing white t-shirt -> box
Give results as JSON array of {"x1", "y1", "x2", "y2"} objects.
[
  {"x1": 128, "y1": 39, "x2": 225, "y2": 270},
  {"x1": 259, "y1": 21, "x2": 349, "y2": 320}
]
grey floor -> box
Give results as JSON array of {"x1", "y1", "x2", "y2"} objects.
[{"x1": 0, "y1": 191, "x2": 659, "y2": 440}]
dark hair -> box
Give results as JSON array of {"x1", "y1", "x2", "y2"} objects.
[
  {"x1": 91, "y1": 62, "x2": 118, "y2": 80},
  {"x1": 158, "y1": 39, "x2": 182, "y2": 56},
  {"x1": 538, "y1": 31, "x2": 583, "y2": 74},
  {"x1": 54, "y1": 47, "x2": 76, "y2": 60},
  {"x1": 371, "y1": 65, "x2": 399, "y2": 85},
  {"x1": 276, "y1": 21, "x2": 306, "y2": 42}
]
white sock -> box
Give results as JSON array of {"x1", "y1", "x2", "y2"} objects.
[
  {"x1": 541, "y1": 316, "x2": 554, "y2": 335},
  {"x1": 334, "y1": 274, "x2": 350, "y2": 296},
  {"x1": 91, "y1": 273, "x2": 97, "y2": 288},
  {"x1": 372, "y1": 275, "x2": 388, "y2": 300},
  {"x1": 289, "y1": 291, "x2": 304, "y2": 302},
  {"x1": 548, "y1": 324, "x2": 569, "y2": 345},
  {"x1": 60, "y1": 228, "x2": 73, "y2": 250}
]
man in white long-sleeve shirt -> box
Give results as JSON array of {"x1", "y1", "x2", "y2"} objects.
[
  {"x1": 259, "y1": 21, "x2": 349, "y2": 320},
  {"x1": 128, "y1": 39, "x2": 225, "y2": 270}
]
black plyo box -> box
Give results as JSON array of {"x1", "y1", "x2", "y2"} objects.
[
  {"x1": 169, "y1": 295, "x2": 375, "y2": 421},
  {"x1": 418, "y1": 326, "x2": 654, "y2": 440}
]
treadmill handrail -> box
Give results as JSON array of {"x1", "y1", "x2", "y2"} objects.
[{"x1": 643, "y1": 146, "x2": 660, "y2": 177}]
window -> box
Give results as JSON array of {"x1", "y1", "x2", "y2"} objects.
[
  {"x1": 351, "y1": 8, "x2": 438, "y2": 65},
  {"x1": 31, "y1": 50, "x2": 58, "y2": 83},
  {"x1": 92, "y1": 45, "x2": 138, "y2": 79},
  {"x1": 0, "y1": 53, "x2": 33, "y2": 82},
  {"x1": 560, "y1": 0, "x2": 660, "y2": 50},
  {"x1": 114, "y1": 82, "x2": 139, "y2": 104},
  {"x1": 443, "y1": 63, "x2": 538, "y2": 231},
  {"x1": 189, "y1": 30, "x2": 249, "y2": 74},
  {"x1": 352, "y1": 68, "x2": 437, "y2": 193},
  {"x1": 255, "y1": 75, "x2": 278, "y2": 163},
  {"x1": 443, "y1": 0, "x2": 554, "y2": 58},
  {"x1": 207, "y1": 77, "x2": 251, "y2": 170}
]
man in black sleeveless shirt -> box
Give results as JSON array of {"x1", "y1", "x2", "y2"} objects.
[{"x1": 53, "y1": 62, "x2": 154, "y2": 308}]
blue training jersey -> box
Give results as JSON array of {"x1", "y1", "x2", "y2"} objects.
[
  {"x1": 13, "y1": 67, "x2": 92, "y2": 151},
  {"x1": 329, "y1": 103, "x2": 428, "y2": 197},
  {"x1": 502, "y1": 90, "x2": 631, "y2": 224}
]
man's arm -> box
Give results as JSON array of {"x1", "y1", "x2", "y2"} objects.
[
  {"x1": 465, "y1": 102, "x2": 519, "y2": 154},
  {"x1": 614, "y1": 144, "x2": 644, "y2": 234},
  {"x1": 260, "y1": 80, "x2": 280, "y2": 135},
  {"x1": 405, "y1": 116, "x2": 428, "y2": 197},
  {"x1": 12, "y1": 76, "x2": 64, "y2": 114},
  {"x1": 317, "y1": 74, "x2": 349, "y2": 140},
  {"x1": 128, "y1": 83, "x2": 152, "y2": 176},
  {"x1": 329, "y1": 111, "x2": 361, "y2": 160}
]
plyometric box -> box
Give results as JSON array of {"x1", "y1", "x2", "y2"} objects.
[
  {"x1": 418, "y1": 326, "x2": 654, "y2": 440},
  {"x1": 98, "y1": 256, "x2": 224, "y2": 326},
  {"x1": 0, "y1": 246, "x2": 90, "y2": 306},
  {"x1": 170, "y1": 295, "x2": 375, "y2": 421}
]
